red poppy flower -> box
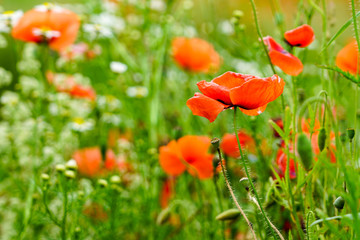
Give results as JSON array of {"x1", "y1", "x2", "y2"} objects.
[
  {"x1": 11, "y1": 3, "x2": 80, "y2": 51},
  {"x1": 263, "y1": 36, "x2": 303, "y2": 76},
  {"x1": 104, "y1": 150, "x2": 132, "y2": 173},
  {"x1": 186, "y1": 71, "x2": 285, "y2": 122},
  {"x1": 336, "y1": 39, "x2": 360, "y2": 75},
  {"x1": 73, "y1": 147, "x2": 103, "y2": 177},
  {"x1": 172, "y1": 37, "x2": 221, "y2": 73},
  {"x1": 220, "y1": 131, "x2": 255, "y2": 158},
  {"x1": 284, "y1": 24, "x2": 315, "y2": 48},
  {"x1": 46, "y1": 71, "x2": 96, "y2": 100},
  {"x1": 159, "y1": 135, "x2": 214, "y2": 179}
]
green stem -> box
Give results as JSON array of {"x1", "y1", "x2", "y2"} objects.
[
  {"x1": 233, "y1": 108, "x2": 277, "y2": 240},
  {"x1": 216, "y1": 148, "x2": 257, "y2": 240}
]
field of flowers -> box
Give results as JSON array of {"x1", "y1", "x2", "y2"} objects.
[{"x1": 1, "y1": 0, "x2": 360, "y2": 239}]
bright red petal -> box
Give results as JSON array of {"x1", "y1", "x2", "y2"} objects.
[
  {"x1": 239, "y1": 105, "x2": 267, "y2": 116},
  {"x1": 284, "y1": 24, "x2": 315, "y2": 48},
  {"x1": 159, "y1": 141, "x2": 186, "y2": 176},
  {"x1": 263, "y1": 36, "x2": 303, "y2": 76},
  {"x1": 229, "y1": 75, "x2": 284, "y2": 109},
  {"x1": 336, "y1": 39, "x2": 359, "y2": 75},
  {"x1": 186, "y1": 93, "x2": 227, "y2": 122}
]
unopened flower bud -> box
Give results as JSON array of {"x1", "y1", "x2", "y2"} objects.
[
  {"x1": 65, "y1": 159, "x2": 78, "y2": 170},
  {"x1": 65, "y1": 170, "x2": 76, "y2": 179},
  {"x1": 233, "y1": 10, "x2": 244, "y2": 19},
  {"x1": 297, "y1": 133, "x2": 313, "y2": 171},
  {"x1": 110, "y1": 175, "x2": 121, "y2": 184},
  {"x1": 340, "y1": 133, "x2": 347, "y2": 143},
  {"x1": 334, "y1": 196, "x2": 345, "y2": 210},
  {"x1": 216, "y1": 208, "x2": 240, "y2": 221},
  {"x1": 318, "y1": 128, "x2": 327, "y2": 152},
  {"x1": 212, "y1": 157, "x2": 220, "y2": 168},
  {"x1": 55, "y1": 164, "x2": 66, "y2": 173},
  {"x1": 41, "y1": 173, "x2": 50, "y2": 182},
  {"x1": 239, "y1": 177, "x2": 250, "y2": 192},
  {"x1": 211, "y1": 137, "x2": 220, "y2": 150},
  {"x1": 97, "y1": 179, "x2": 108, "y2": 188},
  {"x1": 347, "y1": 128, "x2": 355, "y2": 141}
]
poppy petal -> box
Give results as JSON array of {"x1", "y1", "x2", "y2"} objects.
[
  {"x1": 263, "y1": 36, "x2": 304, "y2": 76},
  {"x1": 197, "y1": 80, "x2": 232, "y2": 104},
  {"x1": 212, "y1": 71, "x2": 256, "y2": 89},
  {"x1": 186, "y1": 93, "x2": 227, "y2": 122},
  {"x1": 73, "y1": 147, "x2": 102, "y2": 177},
  {"x1": 229, "y1": 75, "x2": 284, "y2": 109},
  {"x1": 284, "y1": 24, "x2": 315, "y2": 48},
  {"x1": 188, "y1": 155, "x2": 214, "y2": 179},
  {"x1": 159, "y1": 141, "x2": 186, "y2": 176},
  {"x1": 336, "y1": 39, "x2": 359, "y2": 75},
  {"x1": 239, "y1": 104, "x2": 267, "y2": 116}
]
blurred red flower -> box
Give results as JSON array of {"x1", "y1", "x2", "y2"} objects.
[
  {"x1": 73, "y1": 147, "x2": 130, "y2": 177},
  {"x1": 159, "y1": 135, "x2": 214, "y2": 179},
  {"x1": 46, "y1": 72, "x2": 96, "y2": 101},
  {"x1": 186, "y1": 71, "x2": 285, "y2": 122},
  {"x1": 336, "y1": 39, "x2": 360, "y2": 75},
  {"x1": 220, "y1": 131, "x2": 255, "y2": 158},
  {"x1": 263, "y1": 36, "x2": 303, "y2": 76},
  {"x1": 11, "y1": 4, "x2": 80, "y2": 51},
  {"x1": 172, "y1": 37, "x2": 221, "y2": 73},
  {"x1": 284, "y1": 24, "x2": 315, "y2": 48}
]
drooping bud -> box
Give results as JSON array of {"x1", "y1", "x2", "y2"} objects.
[
  {"x1": 297, "y1": 133, "x2": 313, "y2": 171},
  {"x1": 239, "y1": 177, "x2": 250, "y2": 192},
  {"x1": 215, "y1": 209, "x2": 240, "y2": 221},
  {"x1": 333, "y1": 196, "x2": 345, "y2": 210},
  {"x1": 212, "y1": 156, "x2": 220, "y2": 169},
  {"x1": 347, "y1": 128, "x2": 355, "y2": 142},
  {"x1": 317, "y1": 128, "x2": 327, "y2": 152}
]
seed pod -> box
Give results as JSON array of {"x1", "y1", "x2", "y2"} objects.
[
  {"x1": 318, "y1": 128, "x2": 327, "y2": 152},
  {"x1": 333, "y1": 196, "x2": 345, "y2": 210},
  {"x1": 211, "y1": 137, "x2": 220, "y2": 150},
  {"x1": 215, "y1": 209, "x2": 240, "y2": 221},
  {"x1": 347, "y1": 128, "x2": 355, "y2": 141},
  {"x1": 297, "y1": 133, "x2": 313, "y2": 171}
]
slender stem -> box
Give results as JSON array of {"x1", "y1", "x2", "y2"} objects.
[
  {"x1": 216, "y1": 149, "x2": 257, "y2": 240},
  {"x1": 61, "y1": 180, "x2": 68, "y2": 240},
  {"x1": 43, "y1": 189, "x2": 61, "y2": 227},
  {"x1": 233, "y1": 108, "x2": 278, "y2": 240},
  {"x1": 249, "y1": 195, "x2": 285, "y2": 240},
  {"x1": 249, "y1": 0, "x2": 276, "y2": 75}
]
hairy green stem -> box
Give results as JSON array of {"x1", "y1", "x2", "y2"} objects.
[{"x1": 233, "y1": 108, "x2": 278, "y2": 240}]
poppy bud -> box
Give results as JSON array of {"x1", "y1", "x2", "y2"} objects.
[
  {"x1": 297, "y1": 133, "x2": 313, "y2": 171},
  {"x1": 318, "y1": 128, "x2": 327, "y2": 152},
  {"x1": 215, "y1": 209, "x2": 240, "y2": 221},
  {"x1": 347, "y1": 128, "x2": 355, "y2": 141},
  {"x1": 65, "y1": 170, "x2": 76, "y2": 179},
  {"x1": 97, "y1": 179, "x2": 108, "y2": 188},
  {"x1": 157, "y1": 207, "x2": 171, "y2": 225},
  {"x1": 239, "y1": 177, "x2": 250, "y2": 192},
  {"x1": 211, "y1": 137, "x2": 220, "y2": 150},
  {"x1": 333, "y1": 196, "x2": 345, "y2": 210}
]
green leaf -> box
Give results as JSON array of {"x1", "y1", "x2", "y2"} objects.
[
  {"x1": 316, "y1": 65, "x2": 360, "y2": 84},
  {"x1": 323, "y1": 11, "x2": 360, "y2": 51}
]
